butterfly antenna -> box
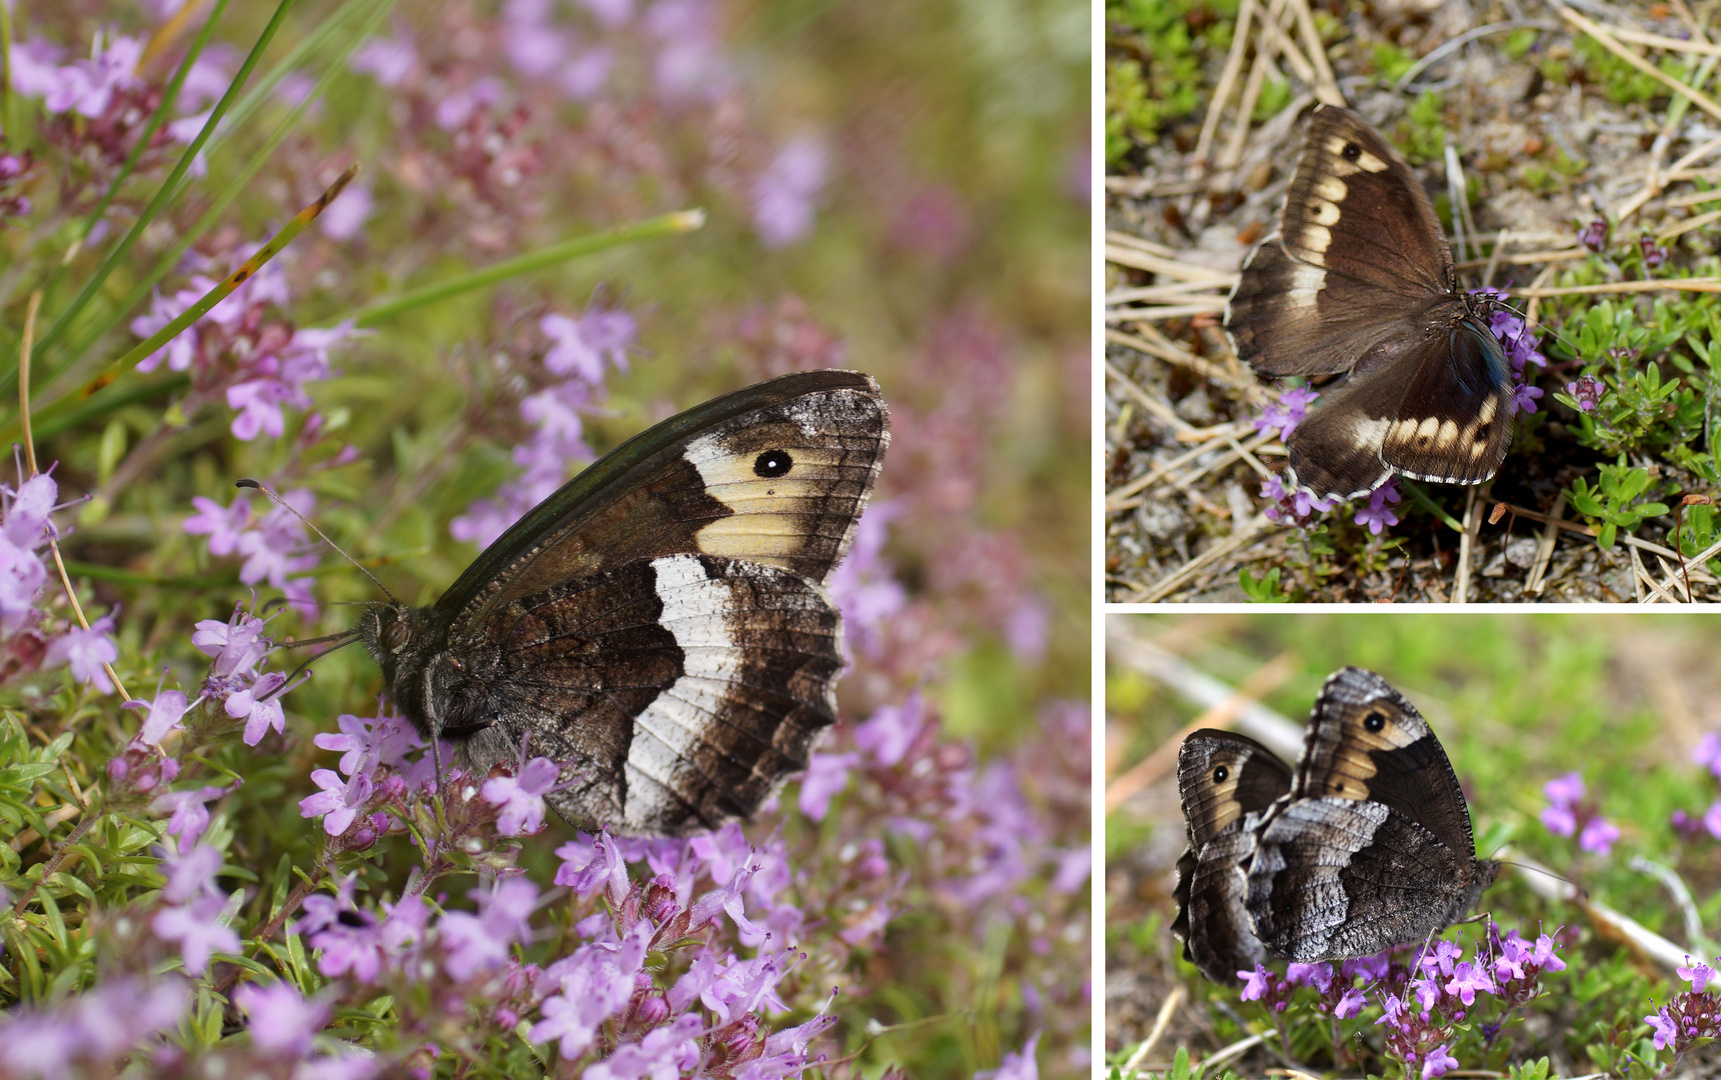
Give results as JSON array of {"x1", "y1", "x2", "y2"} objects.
[
  {"x1": 274, "y1": 628, "x2": 364, "y2": 651},
  {"x1": 236, "y1": 479, "x2": 400, "y2": 606},
  {"x1": 265, "y1": 631, "x2": 363, "y2": 695},
  {"x1": 1496, "y1": 858, "x2": 1589, "y2": 902}
]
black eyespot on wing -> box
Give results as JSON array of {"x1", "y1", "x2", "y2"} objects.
[
  {"x1": 1364, "y1": 710, "x2": 1386, "y2": 733},
  {"x1": 1342, "y1": 141, "x2": 1361, "y2": 161},
  {"x1": 753, "y1": 450, "x2": 793, "y2": 478},
  {"x1": 1213, "y1": 765, "x2": 1229, "y2": 783}
]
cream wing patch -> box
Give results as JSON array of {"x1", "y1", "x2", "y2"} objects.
[
  {"x1": 1286, "y1": 261, "x2": 1327, "y2": 307},
  {"x1": 683, "y1": 431, "x2": 848, "y2": 571},
  {"x1": 1321, "y1": 133, "x2": 1391, "y2": 175}
]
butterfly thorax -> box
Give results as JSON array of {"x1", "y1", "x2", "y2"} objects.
[{"x1": 359, "y1": 603, "x2": 456, "y2": 741}]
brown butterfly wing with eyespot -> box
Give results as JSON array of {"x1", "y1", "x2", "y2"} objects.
[
  {"x1": 1172, "y1": 730, "x2": 1293, "y2": 983},
  {"x1": 1224, "y1": 105, "x2": 1515, "y2": 501},
  {"x1": 363, "y1": 370, "x2": 890, "y2": 836},
  {"x1": 1244, "y1": 667, "x2": 1498, "y2": 962}
]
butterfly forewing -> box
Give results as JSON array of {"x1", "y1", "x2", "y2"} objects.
[
  {"x1": 1172, "y1": 731, "x2": 1293, "y2": 983},
  {"x1": 441, "y1": 370, "x2": 888, "y2": 630},
  {"x1": 1227, "y1": 107, "x2": 1453, "y2": 380},
  {"x1": 1281, "y1": 107, "x2": 1452, "y2": 300},
  {"x1": 1290, "y1": 668, "x2": 1479, "y2": 856}
]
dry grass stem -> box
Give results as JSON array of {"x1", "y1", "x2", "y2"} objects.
[
  {"x1": 1288, "y1": 0, "x2": 1343, "y2": 105},
  {"x1": 1512, "y1": 277, "x2": 1721, "y2": 296},
  {"x1": 1560, "y1": 5, "x2": 1721, "y2": 124},
  {"x1": 1194, "y1": 0, "x2": 1258, "y2": 169}
]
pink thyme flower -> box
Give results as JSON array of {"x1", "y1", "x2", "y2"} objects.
[
  {"x1": 128, "y1": 689, "x2": 189, "y2": 747},
  {"x1": 234, "y1": 981, "x2": 330, "y2": 1054},
  {"x1": 46, "y1": 614, "x2": 119, "y2": 693},
  {"x1": 298, "y1": 768, "x2": 374, "y2": 835},
  {"x1": 753, "y1": 136, "x2": 828, "y2": 247},
  {"x1": 150, "y1": 782, "x2": 238, "y2": 848},
  {"x1": 481, "y1": 756, "x2": 562, "y2": 835},
  {"x1": 153, "y1": 890, "x2": 240, "y2": 976}
]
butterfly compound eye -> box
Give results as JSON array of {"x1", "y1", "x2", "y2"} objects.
[
  {"x1": 1212, "y1": 764, "x2": 1229, "y2": 783},
  {"x1": 753, "y1": 450, "x2": 793, "y2": 478},
  {"x1": 1364, "y1": 710, "x2": 1387, "y2": 733},
  {"x1": 381, "y1": 619, "x2": 409, "y2": 651},
  {"x1": 1342, "y1": 141, "x2": 1362, "y2": 162}
]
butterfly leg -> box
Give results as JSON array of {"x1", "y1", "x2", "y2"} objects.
[{"x1": 423, "y1": 664, "x2": 445, "y2": 790}]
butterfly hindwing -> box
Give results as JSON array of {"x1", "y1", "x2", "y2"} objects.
[
  {"x1": 1379, "y1": 320, "x2": 1513, "y2": 485},
  {"x1": 1172, "y1": 730, "x2": 1293, "y2": 984},
  {"x1": 1287, "y1": 322, "x2": 1514, "y2": 500},
  {"x1": 454, "y1": 554, "x2": 844, "y2": 835},
  {"x1": 1244, "y1": 668, "x2": 1498, "y2": 962},
  {"x1": 364, "y1": 369, "x2": 889, "y2": 836}
]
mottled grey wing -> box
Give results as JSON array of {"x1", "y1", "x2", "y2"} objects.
[
  {"x1": 454, "y1": 555, "x2": 843, "y2": 835},
  {"x1": 1244, "y1": 667, "x2": 1497, "y2": 961}
]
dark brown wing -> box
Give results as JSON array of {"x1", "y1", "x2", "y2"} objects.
[
  {"x1": 1378, "y1": 319, "x2": 1513, "y2": 486},
  {"x1": 441, "y1": 370, "x2": 889, "y2": 632},
  {"x1": 1286, "y1": 320, "x2": 1513, "y2": 501},
  {"x1": 1225, "y1": 104, "x2": 1455, "y2": 379}
]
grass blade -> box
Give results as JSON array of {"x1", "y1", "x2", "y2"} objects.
[
  {"x1": 28, "y1": 0, "x2": 299, "y2": 371},
  {"x1": 62, "y1": 0, "x2": 395, "y2": 373},
  {"x1": 338, "y1": 209, "x2": 708, "y2": 328},
  {"x1": 20, "y1": 165, "x2": 358, "y2": 439}
]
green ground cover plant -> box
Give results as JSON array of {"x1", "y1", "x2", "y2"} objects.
[
  {"x1": 1106, "y1": 613, "x2": 1721, "y2": 1078},
  {"x1": 0, "y1": 1, "x2": 1091, "y2": 1076}
]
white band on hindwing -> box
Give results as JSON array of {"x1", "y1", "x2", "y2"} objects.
[{"x1": 622, "y1": 554, "x2": 743, "y2": 827}]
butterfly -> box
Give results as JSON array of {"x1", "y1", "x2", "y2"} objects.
[
  {"x1": 1223, "y1": 104, "x2": 1515, "y2": 502},
  {"x1": 356, "y1": 369, "x2": 889, "y2": 837},
  {"x1": 1173, "y1": 667, "x2": 1496, "y2": 981}
]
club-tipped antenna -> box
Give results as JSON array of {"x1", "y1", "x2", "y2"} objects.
[{"x1": 236, "y1": 479, "x2": 399, "y2": 606}]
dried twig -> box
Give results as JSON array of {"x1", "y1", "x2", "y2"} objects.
[
  {"x1": 1524, "y1": 493, "x2": 1564, "y2": 596},
  {"x1": 1560, "y1": 6, "x2": 1721, "y2": 124},
  {"x1": 1224, "y1": 0, "x2": 1293, "y2": 170},
  {"x1": 1513, "y1": 277, "x2": 1721, "y2": 297},
  {"x1": 1120, "y1": 986, "x2": 1187, "y2": 1075},
  {"x1": 1129, "y1": 513, "x2": 1275, "y2": 602},
  {"x1": 1194, "y1": 0, "x2": 1259, "y2": 169},
  {"x1": 1287, "y1": 0, "x2": 1343, "y2": 106},
  {"x1": 1104, "y1": 245, "x2": 1235, "y2": 282},
  {"x1": 1656, "y1": 207, "x2": 1721, "y2": 241},
  {"x1": 1106, "y1": 650, "x2": 1299, "y2": 812},
  {"x1": 1453, "y1": 485, "x2": 1482, "y2": 604}
]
